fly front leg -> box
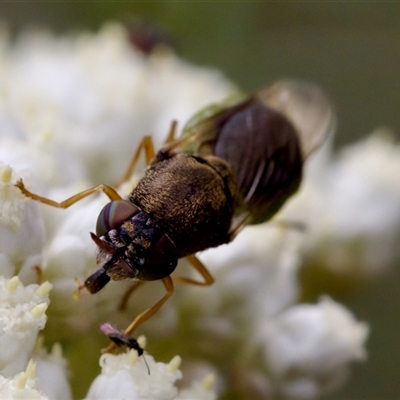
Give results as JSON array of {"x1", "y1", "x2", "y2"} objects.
[
  {"x1": 165, "y1": 120, "x2": 178, "y2": 144},
  {"x1": 15, "y1": 180, "x2": 122, "y2": 207},
  {"x1": 106, "y1": 255, "x2": 214, "y2": 353},
  {"x1": 116, "y1": 121, "x2": 179, "y2": 187},
  {"x1": 115, "y1": 136, "x2": 156, "y2": 187},
  {"x1": 102, "y1": 276, "x2": 174, "y2": 353},
  {"x1": 160, "y1": 118, "x2": 208, "y2": 156}
]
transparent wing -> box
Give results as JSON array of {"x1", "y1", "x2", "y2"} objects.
[
  {"x1": 258, "y1": 80, "x2": 336, "y2": 159},
  {"x1": 176, "y1": 93, "x2": 251, "y2": 156}
]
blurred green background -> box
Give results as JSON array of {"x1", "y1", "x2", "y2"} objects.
[{"x1": 1, "y1": 3, "x2": 399, "y2": 399}]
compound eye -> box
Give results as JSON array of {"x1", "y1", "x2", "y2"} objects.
[
  {"x1": 96, "y1": 200, "x2": 140, "y2": 237},
  {"x1": 137, "y1": 235, "x2": 178, "y2": 281}
]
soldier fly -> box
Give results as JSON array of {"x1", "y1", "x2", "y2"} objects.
[{"x1": 15, "y1": 80, "x2": 334, "y2": 351}]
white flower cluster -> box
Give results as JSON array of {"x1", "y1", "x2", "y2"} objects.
[
  {"x1": 314, "y1": 131, "x2": 400, "y2": 275},
  {"x1": 0, "y1": 275, "x2": 215, "y2": 399},
  {"x1": 86, "y1": 350, "x2": 216, "y2": 400},
  {"x1": 260, "y1": 297, "x2": 368, "y2": 398},
  {"x1": 0, "y1": 276, "x2": 51, "y2": 377},
  {"x1": 0, "y1": 276, "x2": 72, "y2": 399},
  {"x1": 0, "y1": 21, "x2": 398, "y2": 399}
]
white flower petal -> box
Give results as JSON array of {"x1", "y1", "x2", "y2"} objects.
[{"x1": 34, "y1": 344, "x2": 72, "y2": 400}]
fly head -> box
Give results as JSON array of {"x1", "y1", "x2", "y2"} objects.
[{"x1": 84, "y1": 200, "x2": 178, "y2": 294}]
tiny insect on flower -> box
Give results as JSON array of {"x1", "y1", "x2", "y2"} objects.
[
  {"x1": 99, "y1": 323, "x2": 150, "y2": 374},
  {"x1": 99, "y1": 323, "x2": 144, "y2": 356}
]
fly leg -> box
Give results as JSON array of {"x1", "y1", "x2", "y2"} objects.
[
  {"x1": 16, "y1": 180, "x2": 124, "y2": 299},
  {"x1": 104, "y1": 255, "x2": 214, "y2": 353},
  {"x1": 228, "y1": 213, "x2": 250, "y2": 241},
  {"x1": 114, "y1": 136, "x2": 156, "y2": 187},
  {"x1": 172, "y1": 255, "x2": 215, "y2": 286},
  {"x1": 271, "y1": 219, "x2": 307, "y2": 232},
  {"x1": 159, "y1": 118, "x2": 216, "y2": 155},
  {"x1": 102, "y1": 276, "x2": 174, "y2": 353},
  {"x1": 165, "y1": 120, "x2": 178, "y2": 144},
  {"x1": 115, "y1": 120, "x2": 178, "y2": 187},
  {"x1": 15, "y1": 180, "x2": 122, "y2": 206},
  {"x1": 107, "y1": 255, "x2": 214, "y2": 352}
]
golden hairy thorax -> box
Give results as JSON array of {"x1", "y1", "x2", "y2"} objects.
[{"x1": 130, "y1": 152, "x2": 237, "y2": 257}]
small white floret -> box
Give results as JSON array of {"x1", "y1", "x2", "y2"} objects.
[{"x1": 0, "y1": 276, "x2": 50, "y2": 377}]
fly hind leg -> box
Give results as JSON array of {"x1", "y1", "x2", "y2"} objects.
[
  {"x1": 102, "y1": 276, "x2": 174, "y2": 353},
  {"x1": 172, "y1": 255, "x2": 215, "y2": 286}
]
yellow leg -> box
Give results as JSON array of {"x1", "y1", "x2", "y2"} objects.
[
  {"x1": 228, "y1": 213, "x2": 250, "y2": 241},
  {"x1": 102, "y1": 276, "x2": 174, "y2": 353},
  {"x1": 160, "y1": 116, "x2": 214, "y2": 155},
  {"x1": 15, "y1": 179, "x2": 122, "y2": 207},
  {"x1": 115, "y1": 136, "x2": 156, "y2": 187},
  {"x1": 165, "y1": 120, "x2": 178, "y2": 144},
  {"x1": 271, "y1": 219, "x2": 307, "y2": 233},
  {"x1": 115, "y1": 121, "x2": 177, "y2": 187},
  {"x1": 172, "y1": 254, "x2": 214, "y2": 286}
]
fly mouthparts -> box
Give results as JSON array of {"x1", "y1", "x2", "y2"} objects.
[
  {"x1": 84, "y1": 267, "x2": 111, "y2": 294},
  {"x1": 90, "y1": 232, "x2": 116, "y2": 254}
]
